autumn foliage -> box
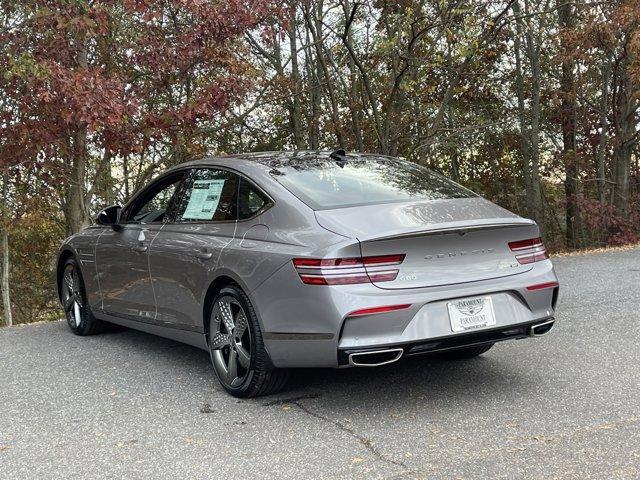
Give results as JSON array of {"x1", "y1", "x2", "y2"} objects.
[
  {"x1": 1, "y1": 0, "x2": 640, "y2": 324},
  {"x1": 1, "y1": 0, "x2": 281, "y2": 186}
]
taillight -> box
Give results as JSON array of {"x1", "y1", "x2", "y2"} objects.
[
  {"x1": 508, "y1": 237, "x2": 549, "y2": 264},
  {"x1": 292, "y1": 254, "x2": 405, "y2": 285}
]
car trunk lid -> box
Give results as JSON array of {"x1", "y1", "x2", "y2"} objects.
[{"x1": 315, "y1": 198, "x2": 538, "y2": 289}]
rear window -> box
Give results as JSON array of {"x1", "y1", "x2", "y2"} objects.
[{"x1": 268, "y1": 156, "x2": 475, "y2": 210}]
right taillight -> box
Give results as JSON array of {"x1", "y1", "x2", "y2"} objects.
[
  {"x1": 508, "y1": 237, "x2": 549, "y2": 264},
  {"x1": 292, "y1": 254, "x2": 405, "y2": 285}
]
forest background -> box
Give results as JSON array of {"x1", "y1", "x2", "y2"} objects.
[{"x1": 1, "y1": 0, "x2": 639, "y2": 325}]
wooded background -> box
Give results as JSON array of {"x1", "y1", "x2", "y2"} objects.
[{"x1": 1, "y1": 0, "x2": 639, "y2": 325}]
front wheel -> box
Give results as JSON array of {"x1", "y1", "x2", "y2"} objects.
[
  {"x1": 207, "y1": 285, "x2": 289, "y2": 398},
  {"x1": 60, "y1": 257, "x2": 105, "y2": 335}
]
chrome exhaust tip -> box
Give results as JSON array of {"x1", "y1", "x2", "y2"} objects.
[
  {"x1": 530, "y1": 319, "x2": 555, "y2": 337},
  {"x1": 348, "y1": 348, "x2": 404, "y2": 367}
]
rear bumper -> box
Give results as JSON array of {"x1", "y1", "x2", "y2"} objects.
[
  {"x1": 338, "y1": 317, "x2": 554, "y2": 366},
  {"x1": 251, "y1": 259, "x2": 559, "y2": 368}
]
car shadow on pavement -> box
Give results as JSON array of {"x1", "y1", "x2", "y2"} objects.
[
  {"x1": 283, "y1": 352, "x2": 539, "y2": 407},
  {"x1": 99, "y1": 323, "x2": 212, "y2": 371},
  {"x1": 102, "y1": 324, "x2": 540, "y2": 409}
]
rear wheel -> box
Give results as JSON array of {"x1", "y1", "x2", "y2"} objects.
[
  {"x1": 60, "y1": 257, "x2": 104, "y2": 335},
  {"x1": 438, "y1": 343, "x2": 494, "y2": 360},
  {"x1": 208, "y1": 285, "x2": 289, "y2": 398}
]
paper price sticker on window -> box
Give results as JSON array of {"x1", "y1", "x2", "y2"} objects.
[{"x1": 183, "y1": 179, "x2": 226, "y2": 220}]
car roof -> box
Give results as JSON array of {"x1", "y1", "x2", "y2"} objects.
[{"x1": 172, "y1": 150, "x2": 399, "y2": 171}]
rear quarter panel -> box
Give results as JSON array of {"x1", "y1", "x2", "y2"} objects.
[
  {"x1": 214, "y1": 195, "x2": 356, "y2": 340},
  {"x1": 212, "y1": 160, "x2": 354, "y2": 296}
]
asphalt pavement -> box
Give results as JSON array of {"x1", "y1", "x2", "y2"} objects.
[{"x1": 1, "y1": 247, "x2": 639, "y2": 479}]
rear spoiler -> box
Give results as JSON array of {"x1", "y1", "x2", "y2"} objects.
[{"x1": 357, "y1": 218, "x2": 537, "y2": 243}]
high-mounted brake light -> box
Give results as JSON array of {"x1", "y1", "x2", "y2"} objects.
[
  {"x1": 292, "y1": 254, "x2": 405, "y2": 285},
  {"x1": 508, "y1": 237, "x2": 549, "y2": 264}
]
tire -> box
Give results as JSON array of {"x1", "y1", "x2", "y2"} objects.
[
  {"x1": 207, "y1": 285, "x2": 289, "y2": 398},
  {"x1": 438, "y1": 343, "x2": 494, "y2": 360},
  {"x1": 60, "y1": 257, "x2": 105, "y2": 336}
]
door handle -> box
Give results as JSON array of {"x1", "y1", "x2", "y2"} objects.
[
  {"x1": 131, "y1": 230, "x2": 148, "y2": 253},
  {"x1": 195, "y1": 249, "x2": 213, "y2": 260}
]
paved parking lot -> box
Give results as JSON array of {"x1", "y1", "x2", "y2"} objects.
[{"x1": 1, "y1": 247, "x2": 639, "y2": 479}]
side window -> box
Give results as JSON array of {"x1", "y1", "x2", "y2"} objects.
[
  {"x1": 175, "y1": 169, "x2": 239, "y2": 222},
  {"x1": 238, "y1": 177, "x2": 270, "y2": 220},
  {"x1": 124, "y1": 173, "x2": 184, "y2": 224}
]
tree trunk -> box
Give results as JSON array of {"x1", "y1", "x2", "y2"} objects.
[
  {"x1": 597, "y1": 56, "x2": 611, "y2": 205},
  {"x1": 123, "y1": 154, "x2": 130, "y2": 200},
  {"x1": 526, "y1": 27, "x2": 543, "y2": 225},
  {"x1": 64, "y1": 29, "x2": 91, "y2": 235},
  {"x1": 304, "y1": 1, "x2": 345, "y2": 148},
  {"x1": 65, "y1": 125, "x2": 91, "y2": 235},
  {"x1": 612, "y1": 61, "x2": 635, "y2": 216},
  {"x1": 0, "y1": 230, "x2": 10, "y2": 327},
  {"x1": 451, "y1": 151, "x2": 460, "y2": 182},
  {"x1": 558, "y1": 0, "x2": 581, "y2": 248},
  {"x1": 342, "y1": 1, "x2": 364, "y2": 151},
  {"x1": 288, "y1": 4, "x2": 305, "y2": 150},
  {"x1": 512, "y1": 2, "x2": 534, "y2": 219},
  {"x1": 305, "y1": 24, "x2": 321, "y2": 150},
  {"x1": 512, "y1": 0, "x2": 543, "y2": 224},
  {"x1": 1, "y1": 167, "x2": 12, "y2": 327},
  {"x1": 338, "y1": 2, "x2": 384, "y2": 151}
]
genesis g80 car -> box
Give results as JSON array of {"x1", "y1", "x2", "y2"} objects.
[{"x1": 57, "y1": 150, "x2": 559, "y2": 397}]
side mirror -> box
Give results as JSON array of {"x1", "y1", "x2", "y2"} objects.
[{"x1": 96, "y1": 205, "x2": 123, "y2": 230}]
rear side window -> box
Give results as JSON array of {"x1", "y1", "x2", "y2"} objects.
[
  {"x1": 238, "y1": 178, "x2": 270, "y2": 220},
  {"x1": 269, "y1": 156, "x2": 475, "y2": 210},
  {"x1": 174, "y1": 169, "x2": 239, "y2": 222}
]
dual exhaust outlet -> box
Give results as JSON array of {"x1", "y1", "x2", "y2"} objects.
[
  {"x1": 347, "y1": 319, "x2": 555, "y2": 367},
  {"x1": 529, "y1": 319, "x2": 555, "y2": 337},
  {"x1": 348, "y1": 348, "x2": 404, "y2": 367}
]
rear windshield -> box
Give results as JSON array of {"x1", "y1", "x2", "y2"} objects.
[{"x1": 268, "y1": 156, "x2": 475, "y2": 210}]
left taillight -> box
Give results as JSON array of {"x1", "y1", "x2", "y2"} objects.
[
  {"x1": 508, "y1": 237, "x2": 549, "y2": 264},
  {"x1": 292, "y1": 254, "x2": 405, "y2": 285}
]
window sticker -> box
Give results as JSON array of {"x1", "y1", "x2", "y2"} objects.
[{"x1": 182, "y1": 179, "x2": 226, "y2": 220}]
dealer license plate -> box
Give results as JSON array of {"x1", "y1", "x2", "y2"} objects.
[{"x1": 447, "y1": 296, "x2": 496, "y2": 333}]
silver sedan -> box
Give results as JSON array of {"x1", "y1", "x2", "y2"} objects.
[{"x1": 57, "y1": 151, "x2": 559, "y2": 397}]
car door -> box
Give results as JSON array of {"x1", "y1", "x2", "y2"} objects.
[
  {"x1": 149, "y1": 168, "x2": 239, "y2": 331},
  {"x1": 95, "y1": 171, "x2": 186, "y2": 321}
]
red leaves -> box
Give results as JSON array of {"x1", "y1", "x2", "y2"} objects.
[
  {"x1": 0, "y1": 0, "x2": 282, "y2": 168},
  {"x1": 43, "y1": 64, "x2": 127, "y2": 130},
  {"x1": 567, "y1": 195, "x2": 640, "y2": 246}
]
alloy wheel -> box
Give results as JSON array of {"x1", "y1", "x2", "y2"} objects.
[
  {"x1": 210, "y1": 295, "x2": 252, "y2": 388},
  {"x1": 62, "y1": 264, "x2": 83, "y2": 328}
]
